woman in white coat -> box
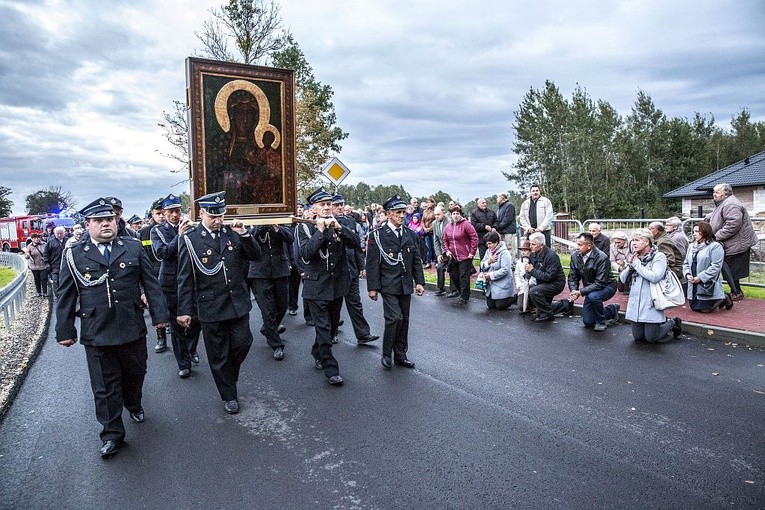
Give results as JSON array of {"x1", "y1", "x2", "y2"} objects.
[
  {"x1": 620, "y1": 229, "x2": 682, "y2": 343},
  {"x1": 479, "y1": 232, "x2": 515, "y2": 310}
]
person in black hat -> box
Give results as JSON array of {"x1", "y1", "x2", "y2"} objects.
[
  {"x1": 298, "y1": 187, "x2": 360, "y2": 385},
  {"x1": 55, "y1": 198, "x2": 170, "y2": 458},
  {"x1": 151, "y1": 194, "x2": 202, "y2": 374},
  {"x1": 176, "y1": 191, "x2": 262, "y2": 414},
  {"x1": 331, "y1": 193, "x2": 379, "y2": 345},
  {"x1": 127, "y1": 215, "x2": 143, "y2": 232},
  {"x1": 139, "y1": 197, "x2": 168, "y2": 353},
  {"x1": 366, "y1": 194, "x2": 425, "y2": 370},
  {"x1": 104, "y1": 196, "x2": 137, "y2": 238}
]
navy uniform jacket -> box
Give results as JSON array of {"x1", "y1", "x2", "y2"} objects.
[
  {"x1": 150, "y1": 221, "x2": 182, "y2": 291},
  {"x1": 366, "y1": 224, "x2": 426, "y2": 295},
  {"x1": 298, "y1": 222, "x2": 356, "y2": 301},
  {"x1": 138, "y1": 220, "x2": 162, "y2": 274},
  {"x1": 247, "y1": 225, "x2": 294, "y2": 279},
  {"x1": 177, "y1": 225, "x2": 261, "y2": 322},
  {"x1": 337, "y1": 215, "x2": 365, "y2": 274},
  {"x1": 55, "y1": 237, "x2": 170, "y2": 346}
]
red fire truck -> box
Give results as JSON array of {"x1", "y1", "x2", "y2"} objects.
[{"x1": 0, "y1": 215, "x2": 76, "y2": 252}]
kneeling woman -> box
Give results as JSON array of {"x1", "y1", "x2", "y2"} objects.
[
  {"x1": 479, "y1": 232, "x2": 515, "y2": 310},
  {"x1": 620, "y1": 229, "x2": 682, "y2": 343},
  {"x1": 683, "y1": 221, "x2": 733, "y2": 313}
]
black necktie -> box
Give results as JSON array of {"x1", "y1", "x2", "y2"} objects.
[
  {"x1": 395, "y1": 227, "x2": 402, "y2": 238},
  {"x1": 100, "y1": 243, "x2": 111, "y2": 263}
]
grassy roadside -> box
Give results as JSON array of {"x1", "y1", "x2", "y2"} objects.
[{"x1": 0, "y1": 267, "x2": 16, "y2": 287}]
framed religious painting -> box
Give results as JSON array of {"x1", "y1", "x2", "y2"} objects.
[{"x1": 186, "y1": 57, "x2": 297, "y2": 222}]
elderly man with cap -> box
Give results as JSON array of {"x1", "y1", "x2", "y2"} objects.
[
  {"x1": 285, "y1": 199, "x2": 305, "y2": 317},
  {"x1": 366, "y1": 194, "x2": 425, "y2": 370},
  {"x1": 298, "y1": 187, "x2": 360, "y2": 385},
  {"x1": 104, "y1": 196, "x2": 138, "y2": 238},
  {"x1": 176, "y1": 192, "x2": 261, "y2": 413},
  {"x1": 332, "y1": 193, "x2": 379, "y2": 345},
  {"x1": 152, "y1": 194, "x2": 202, "y2": 375},
  {"x1": 55, "y1": 198, "x2": 170, "y2": 458}
]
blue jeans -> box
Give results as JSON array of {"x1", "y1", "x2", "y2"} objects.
[{"x1": 582, "y1": 284, "x2": 617, "y2": 326}]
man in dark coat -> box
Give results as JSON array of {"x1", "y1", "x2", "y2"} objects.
[
  {"x1": 366, "y1": 195, "x2": 426, "y2": 369},
  {"x1": 494, "y1": 193, "x2": 517, "y2": 259},
  {"x1": 139, "y1": 197, "x2": 168, "y2": 353},
  {"x1": 470, "y1": 198, "x2": 497, "y2": 260},
  {"x1": 298, "y1": 188, "x2": 358, "y2": 385},
  {"x1": 332, "y1": 193, "x2": 379, "y2": 345},
  {"x1": 525, "y1": 232, "x2": 566, "y2": 322},
  {"x1": 152, "y1": 194, "x2": 202, "y2": 377},
  {"x1": 45, "y1": 226, "x2": 67, "y2": 297},
  {"x1": 247, "y1": 223, "x2": 294, "y2": 360},
  {"x1": 56, "y1": 198, "x2": 169, "y2": 458},
  {"x1": 176, "y1": 191, "x2": 261, "y2": 414},
  {"x1": 561, "y1": 233, "x2": 619, "y2": 331}
]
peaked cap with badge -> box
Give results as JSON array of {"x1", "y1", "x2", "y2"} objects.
[
  {"x1": 383, "y1": 194, "x2": 407, "y2": 211},
  {"x1": 161, "y1": 194, "x2": 182, "y2": 210},
  {"x1": 196, "y1": 191, "x2": 226, "y2": 216},
  {"x1": 306, "y1": 187, "x2": 332, "y2": 205},
  {"x1": 79, "y1": 198, "x2": 117, "y2": 219}
]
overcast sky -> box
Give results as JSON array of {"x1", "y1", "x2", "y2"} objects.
[{"x1": 1, "y1": 0, "x2": 763, "y2": 216}]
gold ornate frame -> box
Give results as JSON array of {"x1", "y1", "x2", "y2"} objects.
[{"x1": 186, "y1": 57, "x2": 296, "y2": 222}]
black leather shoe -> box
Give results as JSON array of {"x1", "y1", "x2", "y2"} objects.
[
  {"x1": 672, "y1": 317, "x2": 683, "y2": 339},
  {"x1": 277, "y1": 324, "x2": 286, "y2": 334},
  {"x1": 381, "y1": 355, "x2": 392, "y2": 370},
  {"x1": 129, "y1": 409, "x2": 145, "y2": 423},
  {"x1": 288, "y1": 308, "x2": 298, "y2": 316},
  {"x1": 179, "y1": 368, "x2": 191, "y2": 378},
  {"x1": 273, "y1": 347, "x2": 284, "y2": 360},
  {"x1": 331, "y1": 335, "x2": 339, "y2": 344},
  {"x1": 191, "y1": 352, "x2": 200, "y2": 364},
  {"x1": 394, "y1": 359, "x2": 416, "y2": 368},
  {"x1": 357, "y1": 334, "x2": 379, "y2": 344},
  {"x1": 446, "y1": 291, "x2": 460, "y2": 298},
  {"x1": 314, "y1": 358, "x2": 323, "y2": 370},
  {"x1": 534, "y1": 315, "x2": 554, "y2": 322},
  {"x1": 338, "y1": 319, "x2": 344, "y2": 326},
  {"x1": 224, "y1": 399, "x2": 239, "y2": 414},
  {"x1": 328, "y1": 375, "x2": 344, "y2": 385},
  {"x1": 154, "y1": 339, "x2": 167, "y2": 353},
  {"x1": 99, "y1": 440, "x2": 121, "y2": 458},
  {"x1": 305, "y1": 318, "x2": 315, "y2": 327},
  {"x1": 435, "y1": 290, "x2": 446, "y2": 296},
  {"x1": 456, "y1": 299, "x2": 467, "y2": 306}
]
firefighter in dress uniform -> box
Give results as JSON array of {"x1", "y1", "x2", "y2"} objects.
[
  {"x1": 176, "y1": 191, "x2": 261, "y2": 414},
  {"x1": 55, "y1": 198, "x2": 170, "y2": 458},
  {"x1": 151, "y1": 194, "x2": 202, "y2": 378},
  {"x1": 365, "y1": 195, "x2": 426, "y2": 369},
  {"x1": 139, "y1": 197, "x2": 169, "y2": 353},
  {"x1": 298, "y1": 188, "x2": 359, "y2": 385}
]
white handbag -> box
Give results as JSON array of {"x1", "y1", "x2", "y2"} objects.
[{"x1": 650, "y1": 269, "x2": 685, "y2": 310}]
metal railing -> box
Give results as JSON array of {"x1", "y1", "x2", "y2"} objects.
[{"x1": 0, "y1": 252, "x2": 27, "y2": 329}]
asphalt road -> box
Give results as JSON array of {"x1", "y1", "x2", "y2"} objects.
[{"x1": 1, "y1": 284, "x2": 763, "y2": 509}]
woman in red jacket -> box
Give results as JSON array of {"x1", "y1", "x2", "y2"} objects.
[{"x1": 443, "y1": 205, "x2": 479, "y2": 306}]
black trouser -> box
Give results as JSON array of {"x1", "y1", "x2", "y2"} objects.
[
  {"x1": 84, "y1": 338, "x2": 147, "y2": 442},
  {"x1": 721, "y1": 262, "x2": 741, "y2": 295},
  {"x1": 486, "y1": 295, "x2": 516, "y2": 310},
  {"x1": 307, "y1": 297, "x2": 342, "y2": 378},
  {"x1": 436, "y1": 259, "x2": 456, "y2": 292},
  {"x1": 249, "y1": 276, "x2": 288, "y2": 349},
  {"x1": 448, "y1": 259, "x2": 474, "y2": 301},
  {"x1": 163, "y1": 289, "x2": 201, "y2": 370},
  {"x1": 343, "y1": 271, "x2": 371, "y2": 339},
  {"x1": 49, "y1": 270, "x2": 60, "y2": 298},
  {"x1": 381, "y1": 293, "x2": 412, "y2": 360},
  {"x1": 288, "y1": 266, "x2": 301, "y2": 311},
  {"x1": 201, "y1": 315, "x2": 253, "y2": 401},
  {"x1": 529, "y1": 281, "x2": 565, "y2": 318},
  {"x1": 31, "y1": 269, "x2": 48, "y2": 294}
]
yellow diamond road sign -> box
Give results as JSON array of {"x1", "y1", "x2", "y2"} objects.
[{"x1": 321, "y1": 157, "x2": 350, "y2": 186}]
